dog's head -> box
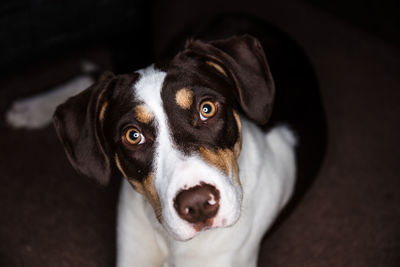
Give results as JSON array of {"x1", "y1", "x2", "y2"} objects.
[{"x1": 53, "y1": 35, "x2": 275, "y2": 241}]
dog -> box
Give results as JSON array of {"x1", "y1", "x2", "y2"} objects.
[{"x1": 7, "y1": 16, "x2": 326, "y2": 267}]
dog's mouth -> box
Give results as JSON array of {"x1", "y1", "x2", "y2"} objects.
[{"x1": 163, "y1": 210, "x2": 241, "y2": 241}]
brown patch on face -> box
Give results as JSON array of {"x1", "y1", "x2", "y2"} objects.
[
  {"x1": 115, "y1": 153, "x2": 162, "y2": 221},
  {"x1": 142, "y1": 173, "x2": 162, "y2": 222},
  {"x1": 115, "y1": 153, "x2": 145, "y2": 194},
  {"x1": 198, "y1": 110, "x2": 242, "y2": 186},
  {"x1": 175, "y1": 88, "x2": 193, "y2": 110},
  {"x1": 233, "y1": 110, "x2": 242, "y2": 158},
  {"x1": 99, "y1": 101, "x2": 108, "y2": 122},
  {"x1": 134, "y1": 104, "x2": 154, "y2": 124},
  {"x1": 206, "y1": 61, "x2": 227, "y2": 77},
  {"x1": 199, "y1": 147, "x2": 240, "y2": 186},
  {"x1": 115, "y1": 153, "x2": 127, "y2": 178}
]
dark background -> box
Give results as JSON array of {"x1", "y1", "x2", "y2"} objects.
[{"x1": 0, "y1": 0, "x2": 399, "y2": 266}]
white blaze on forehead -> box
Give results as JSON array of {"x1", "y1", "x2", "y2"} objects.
[
  {"x1": 135, "y1": 65, "x2": 179, "y2": 191},
  {"x1": 135, "y1": 66, "x2": 187, "y2": 235},
  {"x1": 135, "y1": 65, "x2": 167, "y2": 119},
  {"x1": 135, "y1": 65, "x2": 177, "y2": 176}
]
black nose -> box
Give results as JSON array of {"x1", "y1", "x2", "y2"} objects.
[{"x1": 174, "y1": 183, "x2": 220, "y2": 224}]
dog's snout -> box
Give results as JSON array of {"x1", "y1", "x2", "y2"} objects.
[{"x1": 174, "y1": 183, "x2": 220, "y2": 224}]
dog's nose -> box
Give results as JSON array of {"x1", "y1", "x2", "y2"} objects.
[{"x1": 174, "y1": 183, "x2": 220, "y2": 224}]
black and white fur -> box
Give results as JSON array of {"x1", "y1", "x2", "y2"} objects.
[{"x1": 115, "y1": 65, "x2": 296, "y2": 266}]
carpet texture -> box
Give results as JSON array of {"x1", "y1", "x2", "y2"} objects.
[{"x1": 0, "y1": 0, "x2": 399, "y2": 266}]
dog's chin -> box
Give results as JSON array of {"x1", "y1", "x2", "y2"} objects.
[
  {"x1": 162, "y1": 212, "x2": 242, "y2": 242},
  {"x1": 167, "y1": 228, "x2": 200, "y2": 242}
]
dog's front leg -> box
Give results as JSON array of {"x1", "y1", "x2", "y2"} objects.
[{"x1": 117, "y1": 180, "x2": 166, "y2": 267}]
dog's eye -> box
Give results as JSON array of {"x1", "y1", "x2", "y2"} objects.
[
  {"x1": 199, "y1": 101, "x2": 217, "y2": 121},
  {"x1": 124, "y1": 128, "x2": 145, "y2": 145}
]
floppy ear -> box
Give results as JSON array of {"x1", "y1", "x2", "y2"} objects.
[
  {"x1": 185, "y1": 35, "x2": 275, "y2": 125},
  {"x1": 53, "y1": 71, "x2": 116, "y2": 185}
]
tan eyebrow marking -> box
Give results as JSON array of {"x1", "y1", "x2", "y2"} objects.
[
  {"x1": 206, "y1": 61, "x2": 227, "y2": 77},
  {"x1": 175, "y1": 88, "x2": 194, "y2": 110},
  {"x1": 134, "y1": 104, "x2": 154, "y2": 124},
  {"x1": 99, "y1": 101, "x2": 108, "y2": 122}
]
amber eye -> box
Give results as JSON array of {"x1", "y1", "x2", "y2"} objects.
[
  {"x1": 199, "y1": 101, "x2": 217, "y2": 120},
  {"x1": 124, "y1": 128, "x2": 145, "y2": 145}
]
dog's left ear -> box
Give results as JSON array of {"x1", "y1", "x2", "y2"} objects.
[
  {"x1": 185, "y1": 35, "x2": 275, "y2": 125},
  {"x1": 53, "y1": 72, "x2": 116, "y2": 185}
]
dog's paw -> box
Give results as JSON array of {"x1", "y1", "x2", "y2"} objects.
[
  {"x1": 6, "y1": 97, "x2": 55, "y2": 129},
  {"x1": 6, "y1": 75, "x2": 94, "y2": 129}
]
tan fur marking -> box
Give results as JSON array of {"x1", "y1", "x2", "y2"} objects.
[
  {"x1": 115, "y1": 153, "x2": 145, "y2": 194},
  {"x1": 175, "y1": 88, "x2": 193, "y2": 109},
  {"x1": 206, "y1": 61, "x2": 227, "y2": 77},
  {"x1": 129, "y1": 180, "x2": 145, "y2": 195},
  {"x1": 115, "y1": 153, "x2": 161, "y2": 220},
  {"x1": 199, "y1": 110, "x2": 242, "y2": 186},
  {"x1": 142, "y1": 173, "x2": 162, "y2": 222},
  {"x1": 114, "y1": 153, "x2": 127, "y2": 178},
  {"x1": 199, "y1": 147, "x2": 240, "y2": 186},
  {"x1": 134, "y1": 104, "x2": 154, "y2": 124},
  {"x1": 233, "y1": 110, "x2": 243, "y2": 158},
  {"x1": 99, "y1": 101, "x2": 108, "y2": 122}
]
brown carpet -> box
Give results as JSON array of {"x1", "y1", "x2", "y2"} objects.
[{"x1": 0, "y1": 0, "x2": 399, "y2": 266}]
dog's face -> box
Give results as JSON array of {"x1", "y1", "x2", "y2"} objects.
[{"x1": 53, "y1": 35, "x2": 275, "y2": 241}]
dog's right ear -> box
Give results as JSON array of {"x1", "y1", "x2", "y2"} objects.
[
  {"x1": 53, "y1": 71, "x2": 116, "y2": 185},
  {"x1": 184, "y1": 35, "x2": 275, "y2": 125}
]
